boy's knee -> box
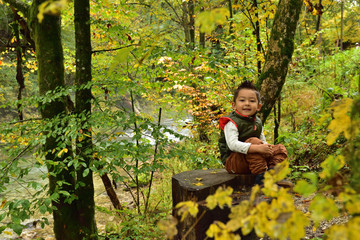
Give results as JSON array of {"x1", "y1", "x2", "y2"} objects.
[{"x1": 273, "y1": 144, "x2": 288, "y2": 156}]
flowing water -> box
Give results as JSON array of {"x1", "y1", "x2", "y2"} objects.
[{"x1": 0, "y1": 117, "x2": 191, "y2": 239}]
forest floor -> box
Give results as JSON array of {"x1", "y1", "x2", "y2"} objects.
[
  {"x1": 4, "y1": 174, "x2": 349, "y2": 240},
  {"x1": 292, "y1": 193, "x2": 349, "y2": 239}
]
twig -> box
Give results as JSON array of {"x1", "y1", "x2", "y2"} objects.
[
  {"x1": 181, "y1": 210, "x2": 207, "y2": 240},
  {"x1": 0, "y1": 144, "x2": 34, "y2": 181},
  {"x1": 144, "y1": 107, "x2": 162, "y2": 215},
  {"x1": 123, "y1": 2, "x2": 151, "y2": 7},
  {"x1": 130, "y1": 90, "x2": 141, "y2": 214},
  {"x1": 91, "y1": 44, "x2": 137, "y2": 54},
  {"x1": 122, "y1": 167, "x2": 138, "y2": 206},
  {"x1": 10, "y1": 176, "x2": 33, "y2": 196},
  {"x1": 8, "y1": 118, "x2": 42, "y2": 124}
]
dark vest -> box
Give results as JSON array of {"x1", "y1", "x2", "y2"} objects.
[{"x1": 218, "y1": 111, "x2": 263, "y2": 164}]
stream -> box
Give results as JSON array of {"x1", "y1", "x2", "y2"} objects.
[{"x1": 0, "y1": 117, "x2": 192, "y2": 239}]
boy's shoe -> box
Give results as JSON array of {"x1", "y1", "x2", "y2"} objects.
[
  {"x1": 276, "y1": 179, "x2": 294, "y2": 189},
  {"x1": 254, "y1": 172, "x2": 265, "y2": 186}
]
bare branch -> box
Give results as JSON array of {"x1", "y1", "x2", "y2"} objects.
[
  {"x1": 91, "y1": 44, "x2": 137, "y2": 54},
  {"x1": 2, "y1": 0, "x2": 29, "y2": 17}
]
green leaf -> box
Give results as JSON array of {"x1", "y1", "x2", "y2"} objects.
[
  {"x1": 50, "y1": 192, "x2": 60, "y2": 201},
  {"x1": 9, "y1": 223, "x2": 24, "y2": 235},
  {"x1": 0, "y1": 212, "x2": 6, "y2": 222},
  {"x1": 83, "y1": 168, "x2": 89, "y2": 177},
  {"x1": 195, "y1": 8, "x2": 230, "y2": 33},
  {"x1": 303, "y1": 172, "x2": 318, "y2": 185},
  {"x1": 319, "y1": 155, "x2": 345, "y2": 179},
  {"x1": 309, "y1": 195, "x2": 339, "y2": 226},
  {"x1": 39, "y1": 205, "x2": 48, "y2": 214},
  {"x1": 107, "y1": 46, "x2": 134, "y2": 76},
  {"x1": 293, "y1": 180, "x2": 317, "y2": 197}
]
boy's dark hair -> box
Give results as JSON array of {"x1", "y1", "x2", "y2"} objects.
[{"x1": 233, "y1": 81, "x2": 261, "y2": 103}]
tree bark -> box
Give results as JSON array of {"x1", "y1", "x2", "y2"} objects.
[
  {"x1": 253, "y1": 0, "x2": 262, "y2": 76},
  {"x1": 28, "y1": 0, "x2": 81, "y2": 238},
  {"x1": 12, "y1": 21, "x2": 25, "y2": 121},
  {"x1": 199, "y1": 7, "x2": 205, "y2": 48},
  {"x1": 188, "y1": 0, "x2": 195, "y2": 48},
  {"x1": 256, "y1": 0, "x2": 303, "y2": 123},
  {"x1": 74, "y1": 0, "x2": 98, "y2": 238},
  {"x1": 340, "y1": 0, "x2": 343, "y2": 51},
  {"x1": 229, "y1": 0, "x2": 234, "y2": 35}
]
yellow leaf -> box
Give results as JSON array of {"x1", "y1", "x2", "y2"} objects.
[
  {"x1": 195, "y1": 178, "x2": 202, "y2": 181},
  {"x1": 193, "y1": 182, "x2": 204, "y2": 186},
  {"x1": 36, "y1": 157, "x2": 44, "y2": 165},
  {"x1": 206, "y1": 186, "x2": 233, "y2": 210},
  {"x1": 327, "y1": 98, "x2": 354, "y2": 145},
  {"x1": 3, "y1": 231, "x2": 12, "y2": 236},
  {"x1": 37, "y1": 0, "x2": 68, "y2": 23},
  {"x1": 57, "y1": 148, "x2": 68, "y2": 157},
  {"x1": 176, "y1": 201, "x2": 199, "y2": 221},
  {"x1": 157, "y1": 216, "x2": 178, "y2": 240},
  {"x1": 206, "y1": 221, "x2": 240, "y2": 240},
  {"x1": 0, "y1": 199, "x2": 6, "y2": 209}
]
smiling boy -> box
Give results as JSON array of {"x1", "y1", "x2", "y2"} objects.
[{"x1": 218, "y1": 81, "x2": 288, "y2": 185}]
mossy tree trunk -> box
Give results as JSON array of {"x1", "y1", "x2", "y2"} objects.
[
  {"x1": 74, "y1": 0, "x2": 98, "y2": 238},
  {"x1": 4, "y1": 0, "x2": 99, "y2": 237},
  {"x1": 188, "y1": 0, "x2": 195, "y2": 48},
  {"x1": 28, "y1": 0, "x2": 82, "y2": 239},
  {"x1": 256, "y1": 0, "x2": 303, "y2": 123}
]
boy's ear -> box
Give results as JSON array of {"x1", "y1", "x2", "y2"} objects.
[
  {"x1": 232, "y1": 102, "x2": 236, "y2": 109},
  {"x1": 257, "y1": 103, "x2": 262, "y2": 111}
]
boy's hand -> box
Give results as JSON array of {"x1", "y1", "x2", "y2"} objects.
[{"x1": 248, "y1": 143, "x2": 273, "y2": 156}]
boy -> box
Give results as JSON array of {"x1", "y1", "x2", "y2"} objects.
[{"x1": 218, "y1": 81, "x2": 288, "y2": 185}]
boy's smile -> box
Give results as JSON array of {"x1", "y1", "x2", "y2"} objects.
[{"x1": 232, "y1": 89, "x2": 262, "y2": 116}]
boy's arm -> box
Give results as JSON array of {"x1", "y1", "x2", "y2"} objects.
[
  {"x1": 224, "y1": 122, "x2": 251, "y2": 154},
  {"x1": 225, "y1": 122, "x2": 272, "y2": 155},
  {"x1": 259, "y1": 130, "x2": 267, "y2": 144}
]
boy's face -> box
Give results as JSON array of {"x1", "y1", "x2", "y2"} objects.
[{"x1": 232, "y1": 89, "x2": 262, "y2": 116}]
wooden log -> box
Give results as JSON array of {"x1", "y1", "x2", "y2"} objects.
[{"x1": 172, "y1": 169, "x2": 258, "y2": 240}]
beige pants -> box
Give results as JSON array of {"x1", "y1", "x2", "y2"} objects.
[{"x1": 225, "y1": 137, "x2": 287, "y2": 175}]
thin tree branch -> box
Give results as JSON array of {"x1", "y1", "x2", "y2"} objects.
[
  {"x1": 2, "y1": 0, "x2": 29, "y2": 17},
  {"x1": 91, "y1": 44, "x2": 137, "y2": 54},
  {"x1": 124, "y1": 2, "x2": 151, "y2": 8}
]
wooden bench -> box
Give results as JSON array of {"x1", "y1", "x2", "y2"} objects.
[{"x1": 172, "y1": 169, "x2": 258, "y2": 240}]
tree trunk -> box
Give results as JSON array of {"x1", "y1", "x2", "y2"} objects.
[
  {"x1": 188, "y1": 0, "x2": 195, "y2": 48},
  {"x1": 310, "y1": 0, "x2": 322, "y2": 46},
  {"x1": 29, "y1": 0, "x2": 81, "y2": 238},
  {"x1": 229, "y1": 0, "x2": 234, "y2": 35},
  {"x1": 12, "y1": 21, "x2": 25, "y2": 121},
  {"x1": 74, "y1": 0, "x2": 98, "y2": 238},
  {"x1": 253, "y1": 0, "x2": 262, "y2": 76},
  {"x1": 182, "y1": 2, "x2": 190, "y2": 44},
  {"x1": 256, "y1": 0, "x2": 303, "y2": 123},
  {"x1": 274, "y1": 97, "x2": 280, "y2": 144},
  {"x1": 199, "y1": 6, "x2": 205, "y2": 48},
  {"x1": 340, "y1": 0, "x2": 343, "y2": 51}
]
